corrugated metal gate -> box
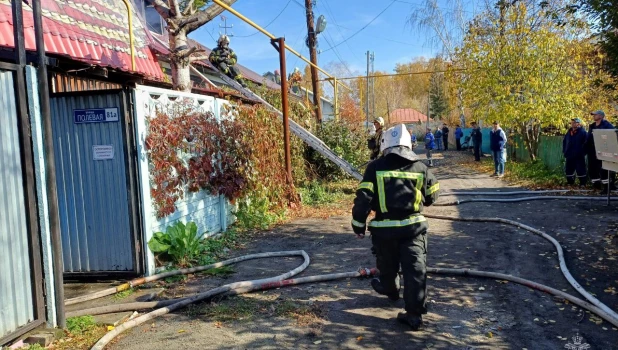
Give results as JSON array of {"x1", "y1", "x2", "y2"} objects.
[
  {"x1": 0, "y1": 67, "x2": 45, "y2": 343},
  {"x1": 50, "y1": 90, "x2": 142, "y2": 275}
]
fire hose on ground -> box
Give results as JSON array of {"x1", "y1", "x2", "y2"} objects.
[
  {"x1": 66, "y1": 194, "x2": 618, "y2": 349},
  {"x1": 83, "y1": 248, "x2": 618, "y2": 350},
  {"x1": 434, "y1": 195, "x2": 617, "y2": 206}
]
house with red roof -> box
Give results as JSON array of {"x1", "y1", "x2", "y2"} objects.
[{"x1": 388, "y1": 108, "x2": 431, "y2": 125}]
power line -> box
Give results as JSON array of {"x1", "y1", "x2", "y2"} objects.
[
  {"x1": 330, "y1": 23, "x2": 421, "y2": 47},
  {"x1": 322, "y1": 0, "x2": 360, "y2": 63},
  {"x1": 235, "y1": 0, "x2": 293, "y2": 37},
  {"x1": 317, "y1": 68, "x2": 468, "y2": 82},
  {"x1": 322, "y1": 34, "x2": 354, "y2": 76},
  {"x1": 392, "y1": 0, "x2": 477, "y2": 14},
  {"x1": 322, "y1": 0, "x2": 397, "y2": 53}
]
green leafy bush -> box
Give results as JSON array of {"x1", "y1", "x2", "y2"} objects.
[
  {"x1": 306, "y1": 120, "x2": 370, "y2": 180},
  {"x1": 298, "y1": 180, "x2": 339, "y2": 206},
  {"x1": 148, "y1": 221, "x2": 202, "y2": 267},
  {"x1": 66, "y1": 316, "x2": 96, "y2": 335},
  {"x1": 148, "y1": 221, "x2": 243, "y2": 268},
  {"x1": 234, "y1": 194, "x2": 285, "y2": 230}
]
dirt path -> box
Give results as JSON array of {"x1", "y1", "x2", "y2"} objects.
[{"x1": 109, "y1": 151, "x2": 618, "y2": 350}]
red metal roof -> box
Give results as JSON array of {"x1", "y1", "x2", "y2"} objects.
[
  {"x1": 389, "y1": 108, "x2": 430, "y2": 124},
  {"x1": 0, "y1": 0, "x2": 163, "y2": 80}
]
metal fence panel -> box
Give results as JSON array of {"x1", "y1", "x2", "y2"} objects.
[
  {"x1": 0, "y1": 70, "x2": 35, "y2": 338},
  {"x1": 133, "y1": 85, "x2": 232, "y2": 276},
  {"x1": 511, "y1": 135, "x2": 564, "y2": 170},
  {"x1": 50, "y1": 93, "x2": 133, "y2": 272}
]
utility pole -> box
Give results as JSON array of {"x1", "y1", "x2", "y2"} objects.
[
  {"x1": 305, "y1": 0, "x2": 322, "y2": 122},
  {"x1": 371, "y1": 52, "x2": 376, "y2": 118},
  {"x1": 366, "y1": 50, "x2": 370, "y2": 129}
]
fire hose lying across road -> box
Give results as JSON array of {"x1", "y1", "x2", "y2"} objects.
[
  {"x1": 70, "y1": 195, "x2": 618, "y2": 349},
  {"x1": 435, "y1": 195, "x2": 617, "y2": 206}
]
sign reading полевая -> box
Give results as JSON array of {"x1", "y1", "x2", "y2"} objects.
[{"x1": 74, "y1": 108, "x2": 119, "y2": 124}]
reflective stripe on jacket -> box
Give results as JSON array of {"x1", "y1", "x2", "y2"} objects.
[{"x1": 352, "y1": 152, "x2": 440, "y2": 238}]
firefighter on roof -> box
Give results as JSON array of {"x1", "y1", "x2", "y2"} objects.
[
  {"x1": 289, "y1": 67, "x2": 302, "y2": 94},
  {"x1": 209, "y1": 35, "x2": 246, "y2": 87}
]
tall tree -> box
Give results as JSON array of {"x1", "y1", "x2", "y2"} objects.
[
  {"x1": 456, "y1": 2, "x2": 592, "y2": 160},
  {"x1": 150, "y1": 0, "x2": 237, "y2": 91},
  {"x1": 579, "y1": 0, "x2": 618, "y2": 78},
  {"x1": 429, "y1": 71, "x2": 449, "y2": 120},
  {"x1": 409, "y1": 0, "x2": 469, "y2": 125}
]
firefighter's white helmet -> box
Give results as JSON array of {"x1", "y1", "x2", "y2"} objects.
[
  {"x1": 381, "y1": 124, "x2": 412, "y2": 152},
  {"x1": 218, "y1": 35, "x2": 230, "y2": 46},
  {"x1": 373, "y1": 117, "x2": 384, "y2": 127},
  {"x1": 294, "y1": 67, "x2": 300, "y2": 73}
]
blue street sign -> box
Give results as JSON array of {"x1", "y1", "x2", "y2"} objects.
[{"x1": 74, "y1": 108, "x2": 120, "y2": 124}]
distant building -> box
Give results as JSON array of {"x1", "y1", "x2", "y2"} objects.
[{"x1": 389, "y1": 108, "x2": 430, "y2": 125}]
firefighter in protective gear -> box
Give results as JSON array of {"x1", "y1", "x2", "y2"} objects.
[
  {"x1": 209, "y1": 35, "x2": 246, "y2": 87},
  {"x1": 289, "y1": 67, "x2": 302, "y2": 94},
  {"x1": 368, "y1": 117, "x2": 384, "y2": 160},
  {"x1": 352, "y1": 124, "x2": 440, "y2": 330}
]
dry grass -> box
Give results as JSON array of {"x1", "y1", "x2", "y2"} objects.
[
  {"x1": 196, "y1": 294, "x2": 325, "y2": 327},
  {"x1": 49, "y1": 326, "x2": 107, "y2": 350}
]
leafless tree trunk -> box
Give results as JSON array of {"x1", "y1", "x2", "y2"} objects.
[
  {"x1": 151, "y1": 0, "x2": 237, "y2": 91},
  {"x1": 409, "y1": 0, "x2": 469, "y2": 125},
  {"x1": 519, "y1": 121, "x2": 541, "y2": 161}
]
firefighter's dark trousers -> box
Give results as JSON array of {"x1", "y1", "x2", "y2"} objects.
[
  {"x1": 372, "y1": 233, "x2": 428, "y2": 315},
  {"x1": 217, "y1": 62, "x2": 243, "y2": 82}
]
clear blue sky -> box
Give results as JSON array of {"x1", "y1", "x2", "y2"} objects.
[{"x1": 191, "y1": 0, "x2": 480, "y2": 77}]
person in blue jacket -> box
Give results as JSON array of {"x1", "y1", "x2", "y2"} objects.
[
  {"x1": 455, "y1": 125, "x2": 464, "y2": 151},
  {"x1": 585, "y1": 110, "x2": 615, "y2": 193},
  {"x1": 434, "y1": 128, "x2": 443, "y2": 150},
  {"x1": 425, "y1": 128, "x2": 436, "y2": 167},
  {"x1": 489, "y1": 121, "x2": 507, "y2": 177},
  {"x1": 563, "y1": 118, "x2": 588, "y2": 186}
]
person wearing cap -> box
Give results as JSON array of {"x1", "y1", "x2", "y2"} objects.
[
  {"x1": 585, "y1": 110, "x2": 616, "y2": 192},
  {"x1": 352, "y1": 124, "x2": 440, "y2": 331},
  {"x1": 368, "y1": 117, "x2": 385, "y2": 160},
  {"x1": 424, "y1": 128, "x2": 436, "y2": 167},
  {"x1": 489, "y1": 121, "x2": 507, "y2": 177},
  {"x1": 563, "y1": 118, "x2": 588, "y2": 186}
]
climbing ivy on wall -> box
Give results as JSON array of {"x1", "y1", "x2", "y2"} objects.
[{"x1": 145, "y1": 99, "x2": 303, "y2": 219}]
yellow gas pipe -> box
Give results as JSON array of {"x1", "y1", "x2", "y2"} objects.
[
  {"x1": 121, "y1": 0, "x2": 136, "y2": 71},
  {"x1": 210, "y1": 0, "x2": 350, "y2": 119}
]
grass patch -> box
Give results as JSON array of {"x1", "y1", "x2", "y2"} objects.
[
  {"x1": 53, "y1": 325, "x2": 107, "y2": 350},
  {"x1": 469, "y1": 158, "x2": 566, "y2": 188},
  {"x1": 112, "y1": 287, "x2": 135, "y2": 300},
  {"x1": 163, "y1": 274, "x2": 188, "y2": 284},
  {"x1": 292, "y1": 180, "x2": 356, "y2": 220},
  {"x1": 199, "y1": 266, "x2": 236, "y2": 277},
  {"x1": 48, "y1": 315, "x2": 106, "y2": 350},
  {"x1": 25, "y1": 345, "x2": 45, "y2": 350},
  {"x1": 298, "y1": 180, "x2": 354, "y2": 206},
  {"x1": 199, "y1": 295, "x2": 322, "y2": 325},
  {"x1": 66, "y1": 316, "x2": 96, "y2": 335}
]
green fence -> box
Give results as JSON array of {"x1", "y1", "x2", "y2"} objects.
[{"x1": 510, "y1": 135, "x2": 564, "y2": 171}]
